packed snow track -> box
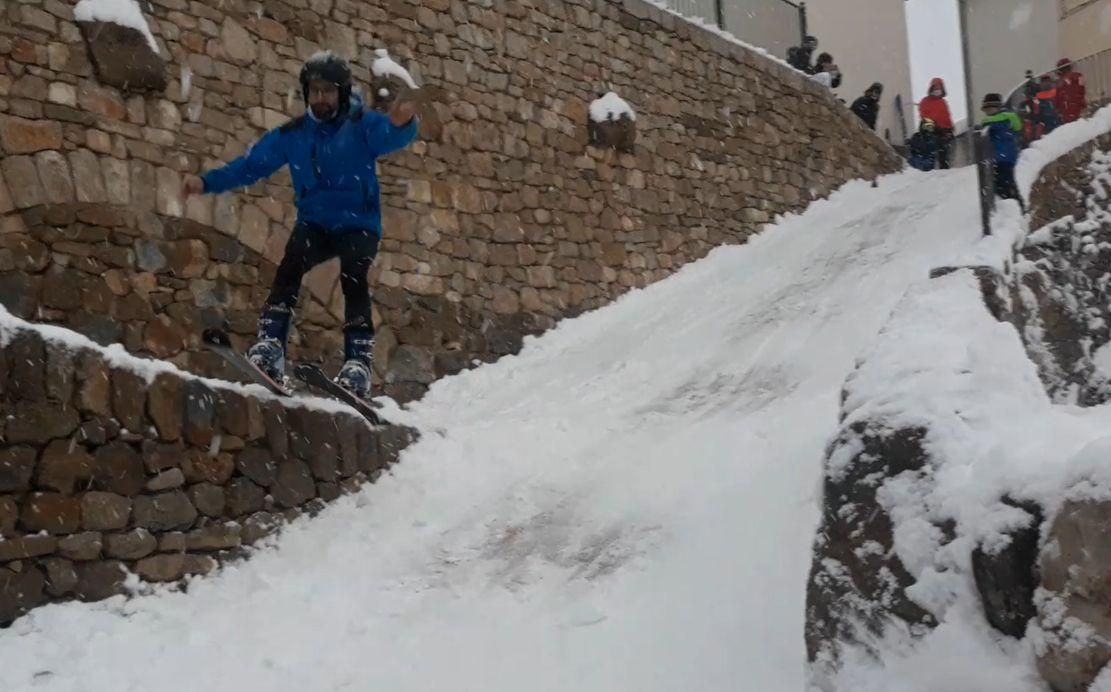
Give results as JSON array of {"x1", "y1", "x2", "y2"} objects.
[{"x1": 0, "y1": 168, "x2": 981, "y2": 691}]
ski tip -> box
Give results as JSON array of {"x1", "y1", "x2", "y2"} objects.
[{"x1": 201, "y1": 328, "x2": 232, "y2": 349}]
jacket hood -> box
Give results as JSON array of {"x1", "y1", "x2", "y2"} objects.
[{"x1": 927, "y1": 78, "x2": 946, "y2": 96}]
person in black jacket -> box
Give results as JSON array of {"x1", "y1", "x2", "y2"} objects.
[
  {"x1": 787, "y1": 35, "x2": 818, "y2": 73},
  {"x1": 851, "y1": 83, "x2": 884, "y2": 130}
]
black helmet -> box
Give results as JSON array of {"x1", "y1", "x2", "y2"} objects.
[
  {"x1": 300, "y1": 51, "x2": 353, "y2": 115},
  {"x1": 981, "y1": 93, "x2": 1004, "y2": 109}
]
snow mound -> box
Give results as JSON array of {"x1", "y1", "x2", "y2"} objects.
[
  {"x1": 73, "y1": 0, "x2": 160, "y2": 54},
  {"x1": 1016, "y1": 104, "x2": 1111, "y2": 197},
  {"x1": 589, "y1": 92, "x2": 635, "y2": 122}
]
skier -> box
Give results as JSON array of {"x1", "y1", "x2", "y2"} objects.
[
  {"x1": 907, "y1": 118, "x2": 939, "y2": 171},
  {"x1": 851, "y1": 82, "x2": 884, "y2": 130},
  {"x1": 182, "y1": 52, "x2": 419, "y2": 399},
  {"x1": 980, "y1": 93, "x2": 1024, "y2": 211}
]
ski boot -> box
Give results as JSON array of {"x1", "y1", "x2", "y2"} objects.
[
  {"x1": 335, "y1": 318, "x2": 374, "y2": 401},
  {"x1": 247, "y1": 305, "x2": 291, "y2": 384}
]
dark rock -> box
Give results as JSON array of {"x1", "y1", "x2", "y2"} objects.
[
  {"x1": 5, "y1": 401, "x2": 81, "y2": 445},
  {"x1": 133, "y1": 491, "x2": 197, "y2": 531},
  {"x1": 57, "y1": 532, "x2": 103, "y2": 561},
  {"x1": 805, "y1": 423, "x2": 936, "y2": 666},
  {"x1": 142, "y1": 440, "x2": 185, "y2": 474},
  {"x1": 105, "y1": 528, "x2": 157, "y2": 559},
  {"x1": 0, "y1": 535, "x2": 57, "y2": 561},
  {"x1": 146, "y1": 468, "x2": 186, "y2": 491},
  {"x1": 225, "y1": 477, "x2": 265, "y2": 516},
  {"x1": 242, "y1": 511, "x2": 282, "y2": 545},
  {"x1": 185, "y1": 523, "x2": 241, "y2": 551},
  {"x1": 971, "y1": 499, "x2": 1043, "y2": 638},
  {"x1": 5, "y1": 330, "x2": 45, "y2": 401},
  {"x1": 158, "y1": 532, "x2": 186, "y2": 553},
  {"x1": 0, "y1": 495, "x2": 17, "y2": 537},
  {"x1": 236, "y1": 448, "x2": 278, "y2": 486},
  {"x1": 76, "y1": 352, "x2": 112, "y2": 417},
  {"x1": 263, "y1": 401, "x2": 289, "y2": 460},
  {"x1": 271, "y1": 459, "x2": 316, "y2": 508},
  {"x1": 37, "y1": 439, "x2": 94, "y2": 494},
  {"x1": 0, "y1": 566, "x2": 46, "y2": 624},
  {"x1": 78, "y1": 20, "x2": 167, "y2": 92},
  {"x1": 0, "y1": 446, "x2": 36, "y2": 492},
  {"x1": 183, "y1": 380, "x2": 217, "y2": 447},
  {"x1": 182, "y1": 449, "x2": 234, "y2": 484},
  {"x1": 45, "y1": 342, "x2": 79, "y2": 403},
  {"x1": 317, "y1": 482, "x2": 340, "y2": 502},
  {"x1": 189, "y1": 482, "x2": 225, "y2": 517},
  {"x1": 147, "y1": 373, "x2": 184, "y2": 441},
  {"x1": 216, "y1": 389, "x2": 250, "y2": 437},
  {"x1": 135, "y1": 553, "x2": 213, "y2": 582},
  {"x1": 81, "y1": 491, "x2": 131, "y2": 531},
  {"x1": 20, "y1": 492, "x2": 82, "y2": 534},
  {"x1": 111, "y1": 368, "x2": 148, "y2": 433},
  {"x1": 42, "y1": 558, "x2": 78, "y2": 596},
  {"x1": 77, "y1": 418, "x2": 115, "y2": 446},
  {"x1": 74, "y1": 560, "x2": 127, "y2": 600},
  {"x1": 93, "y1": 442, "x2": 147, "y2": 496}
]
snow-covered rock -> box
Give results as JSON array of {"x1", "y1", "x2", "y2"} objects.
[
  {"x1": 807, "y1": 110, "x2": 1111, "y2": 691},
  {"x1": 74, "y1": 0, "x2": 159, "y2": 54}
]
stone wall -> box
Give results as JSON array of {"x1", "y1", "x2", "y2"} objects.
[
  {"x1": 0, "y1": 0, "x2": 901, "y2": 401},
  {"x1": 0, "y1": 319, "x2": 414, "y2": 625}
]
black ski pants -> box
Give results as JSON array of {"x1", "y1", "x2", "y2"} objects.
[{"x1": 266, "y1": 221, "x2": 379, "y2": 327}]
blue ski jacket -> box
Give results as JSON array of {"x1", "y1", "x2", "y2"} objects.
[
  {"x1": 201, "y1": 94, "x2": 417, "y2": 236},
  {"x1": 981, "y1": 110, "x2": 1023, "y2": 166}
]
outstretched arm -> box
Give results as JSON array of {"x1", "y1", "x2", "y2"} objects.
[
  {"x1": 363, "y1": 105, "x2": 419, "y2": 158},
  {"x1": 197, "y1": 128, "x2": 288, "y2": 194}
]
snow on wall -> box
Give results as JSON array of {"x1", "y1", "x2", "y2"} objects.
[
  {"x1": 589, "y1": 92, "x2": 636, "y2": 122},
  {"x1": 73, "y1": 0, "x2": 160, "y2": 54}
]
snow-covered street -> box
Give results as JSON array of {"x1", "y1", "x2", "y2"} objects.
[{"x1": 0, "y1": 168, "x2": 982, "y2": 692}]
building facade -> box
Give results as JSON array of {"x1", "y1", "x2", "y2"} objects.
[{"x1": 1059, "y1": 0, "x2": 1111, "y2": 60}]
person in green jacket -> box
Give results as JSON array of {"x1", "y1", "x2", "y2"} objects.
[{"x1": 980, "y1": 93, "x2": 1024, "y2": 210}]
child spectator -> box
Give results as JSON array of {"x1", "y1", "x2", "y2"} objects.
[
  {"x1": 1033, "y1": 74, "x2": 1062, "y2": 139},
  {"x1": 908, "y1": 118, "x2": 939, "y2": 171},
  {"x1": 851, "y1": 83, "x2": 884, "y2": 130},
  {"x1": 980, "y1": 93, "x2": 1024, "y2": 210},
  {"x1": 811, "y1": 53, "x2": 842, "y2": 89},
  {"x1": 1054, "y1": 58, "x2": 1087, "y2": 124},
  {"x1": 918, "y1": 78, "x2": 954, "y2": 169}
]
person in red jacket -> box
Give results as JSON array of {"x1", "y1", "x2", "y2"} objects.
[
  {"x1": 1055, "y1": 58, "x2": 1087, "y2": 123},
  {"x1": 919, "y1": 78, "x2": 954, "y2": 169}
]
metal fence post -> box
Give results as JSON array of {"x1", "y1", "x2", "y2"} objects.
[
  {"x1": 714, "y1": 0, "x2": 724, "y2": 30},
  {"x1": 958, "y1": 0, "x2": 993, "y2": 236},
  {"x1": 798, "y1": 2, "x2": 807, "y2": 45}
]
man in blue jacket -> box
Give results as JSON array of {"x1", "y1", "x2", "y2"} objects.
[{"x1": 183, "y1": 52, "x2": 418, "y2": 399}]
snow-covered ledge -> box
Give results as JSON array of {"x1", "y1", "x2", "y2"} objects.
[
  {"x1": 0, "y1": 308, "x2": 414, "y2": 625},
  {"x1": 806, "y1": 107, "x2": 1111, "y2": 691}
]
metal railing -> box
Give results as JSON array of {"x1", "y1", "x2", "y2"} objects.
[
  {"x1": 656, "y1": 0, "x2": 807, "y2": 57},
  {"x1": 1005, "y1": 47, "x2": 1111, "y2": 119}
]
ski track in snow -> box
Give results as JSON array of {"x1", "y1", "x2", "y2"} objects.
[{"x1": 0, "y1": 168, "x2": 981, "y2": 692}]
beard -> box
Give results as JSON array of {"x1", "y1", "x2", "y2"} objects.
[{"x1": 310, "y1": 103, "x2": 338, "y2": 120}]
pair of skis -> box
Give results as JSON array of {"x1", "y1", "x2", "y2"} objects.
[{"x1": 202, "y1": 328, "x2": 382, "y2": 425}]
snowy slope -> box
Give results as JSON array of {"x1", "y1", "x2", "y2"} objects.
[{"x1": 0, "y1": 168, "x2": 981, "y2": 692}]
